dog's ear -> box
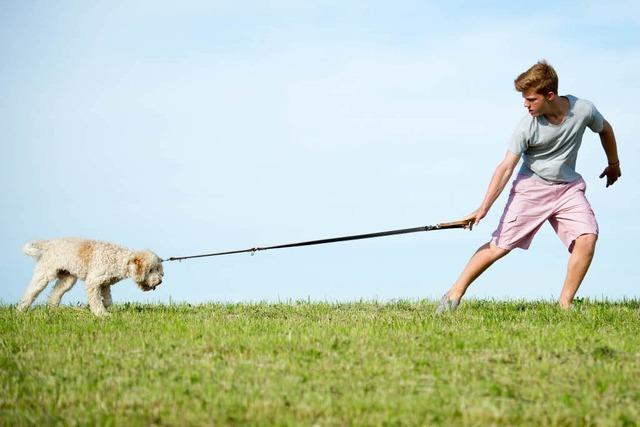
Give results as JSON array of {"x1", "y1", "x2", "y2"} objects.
[{"x1": 128, "y1": 253, "x2": 147, "y2": 283}]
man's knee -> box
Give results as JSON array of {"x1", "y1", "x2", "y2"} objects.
[
  {"x1": 486, "y1": 242, "x2": 510, "y2": 260},
  {"x1": 573, "y1": 233, "x2": 597, "y2": 254}
]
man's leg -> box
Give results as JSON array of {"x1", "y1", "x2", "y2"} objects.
[
  {"x1": 446, "y1": 242, "x2": 510, "y2": 302},
  {"x1": 559, "y1": 233, "x2": 597, "y2": 308}
]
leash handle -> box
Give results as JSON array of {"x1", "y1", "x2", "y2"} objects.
[{"x1": 437, "y1": 219, "x2": 473, "y2": 229}]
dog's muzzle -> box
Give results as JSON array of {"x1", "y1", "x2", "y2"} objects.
[{"x1": 140, "y1": 279, "x2": 162, "y2": 291}]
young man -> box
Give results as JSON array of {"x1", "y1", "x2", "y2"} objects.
[{"x1": 437, "y1": 60, "x2": 621, "y2": 313}]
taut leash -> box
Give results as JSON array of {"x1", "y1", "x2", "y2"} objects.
[{"x1": 161, "y1": 219, "x2": 471, "y2": 263}]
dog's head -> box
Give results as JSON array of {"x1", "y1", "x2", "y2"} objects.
[{"x1": 128, "y1": 250, "x2": 164, "y2": 291}]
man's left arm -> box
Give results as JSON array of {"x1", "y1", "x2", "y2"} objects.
[{"x1": 598, "y1": 119, "x2": 621, "y2": 188}]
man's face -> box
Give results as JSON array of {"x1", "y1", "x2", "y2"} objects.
[{"x1": 522, "y1": 89, "x2": 551, "y2": 117}]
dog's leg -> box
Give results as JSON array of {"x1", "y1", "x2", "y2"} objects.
[
  {"x1": 85, "y1": 280, "x2": 108, "y2": 316},
  {"x1": 100, "y1": 285, "x2": 113, "y2": 308},
  {"x1": 18, "y1": 267, "x2": 53, "y2": 311},
  {"x1": 47, "y1": 273, "x2": 78, "y2": 307},
  {"x1": 18, "y1": 266, "x2": 54, "y2": 312}
]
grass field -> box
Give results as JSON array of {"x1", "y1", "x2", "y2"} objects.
[{"x1": 1, "y1": 300, "x2": 639, "y2": 426}]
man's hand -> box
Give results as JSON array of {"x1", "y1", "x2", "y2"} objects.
[
  {"x1": 599, "y1": 163, "x2": 621, "y2": 187},
  {"x1": 463, "y1": 207, "x2": 489, "y2": 230}
]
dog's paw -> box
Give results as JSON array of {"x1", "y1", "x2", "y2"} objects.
[{"x1": 91, "y1": 309, "x2": 111, "y2": 317}]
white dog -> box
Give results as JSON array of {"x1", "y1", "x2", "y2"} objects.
[{"x1": 18, "y1": 238, "x2": 164, "y2": 316}]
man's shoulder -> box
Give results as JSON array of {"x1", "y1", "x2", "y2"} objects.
[
  {"x1": 513, "y1": 113, "x2": 535, "y2": 133},
  {"x1": 566, "y1": 94, "x2": 605, "y2": 132},
  {"x1": 565, "y1": 94, "x2": 593, "y2": 103},
  {"x1": 566, "y1": 94, "x2": 597, "y2": 114}
]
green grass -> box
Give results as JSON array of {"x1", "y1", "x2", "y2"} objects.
[{"x1": 1, "y1": 300, "x2": 639, "y2": 426}]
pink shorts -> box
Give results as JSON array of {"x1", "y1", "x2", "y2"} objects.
[{"x1": 491, "y1": 174, "x2": 598, "y2": 252}]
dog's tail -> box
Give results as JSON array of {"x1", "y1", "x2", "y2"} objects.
[{"x1": 22, "y1": 241, "x2": 46, "y2": 259}]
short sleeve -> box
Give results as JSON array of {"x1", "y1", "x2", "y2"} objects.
[
  {"x1": 508, "y1": 116, "x2": 529, "y2": 156},
  {"x1": 587, "y1": 103, "x2": 605, "y2": 133}
]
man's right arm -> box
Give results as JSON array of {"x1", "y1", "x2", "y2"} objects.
[
  {"x1": 465, "y1": 150, "x2": 520, "y2": 227},
  {"x1": 598, "y1": 119, "x2": 621, "y2": 187}
]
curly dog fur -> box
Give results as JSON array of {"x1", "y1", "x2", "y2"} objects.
[{"x1": 18, "y1": 238, "x2": 163, "y2": 316}]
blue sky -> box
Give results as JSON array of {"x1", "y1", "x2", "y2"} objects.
[{"x1": 1, "y1": 1, "x2": 638, "y2": 306}]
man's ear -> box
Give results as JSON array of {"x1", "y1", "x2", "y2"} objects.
[{"x1": 545, "y1": 91, "x2": 556, "y2": 101}]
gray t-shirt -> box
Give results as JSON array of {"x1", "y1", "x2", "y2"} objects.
[{"x1": 508, "y1": 95, "x2": 605, "y2": 183}]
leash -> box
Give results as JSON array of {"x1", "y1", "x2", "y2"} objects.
[{"x1": 162, "y1": 219, "x2": 471, "y2": 263}]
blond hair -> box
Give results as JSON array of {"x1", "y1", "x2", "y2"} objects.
[{"x1": 514, "y1": 60, "x2": 558, "y2": 95}]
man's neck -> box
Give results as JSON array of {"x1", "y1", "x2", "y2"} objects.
[{"x1": 544, "y1": 95, "x2": 570, "y2": 125}]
